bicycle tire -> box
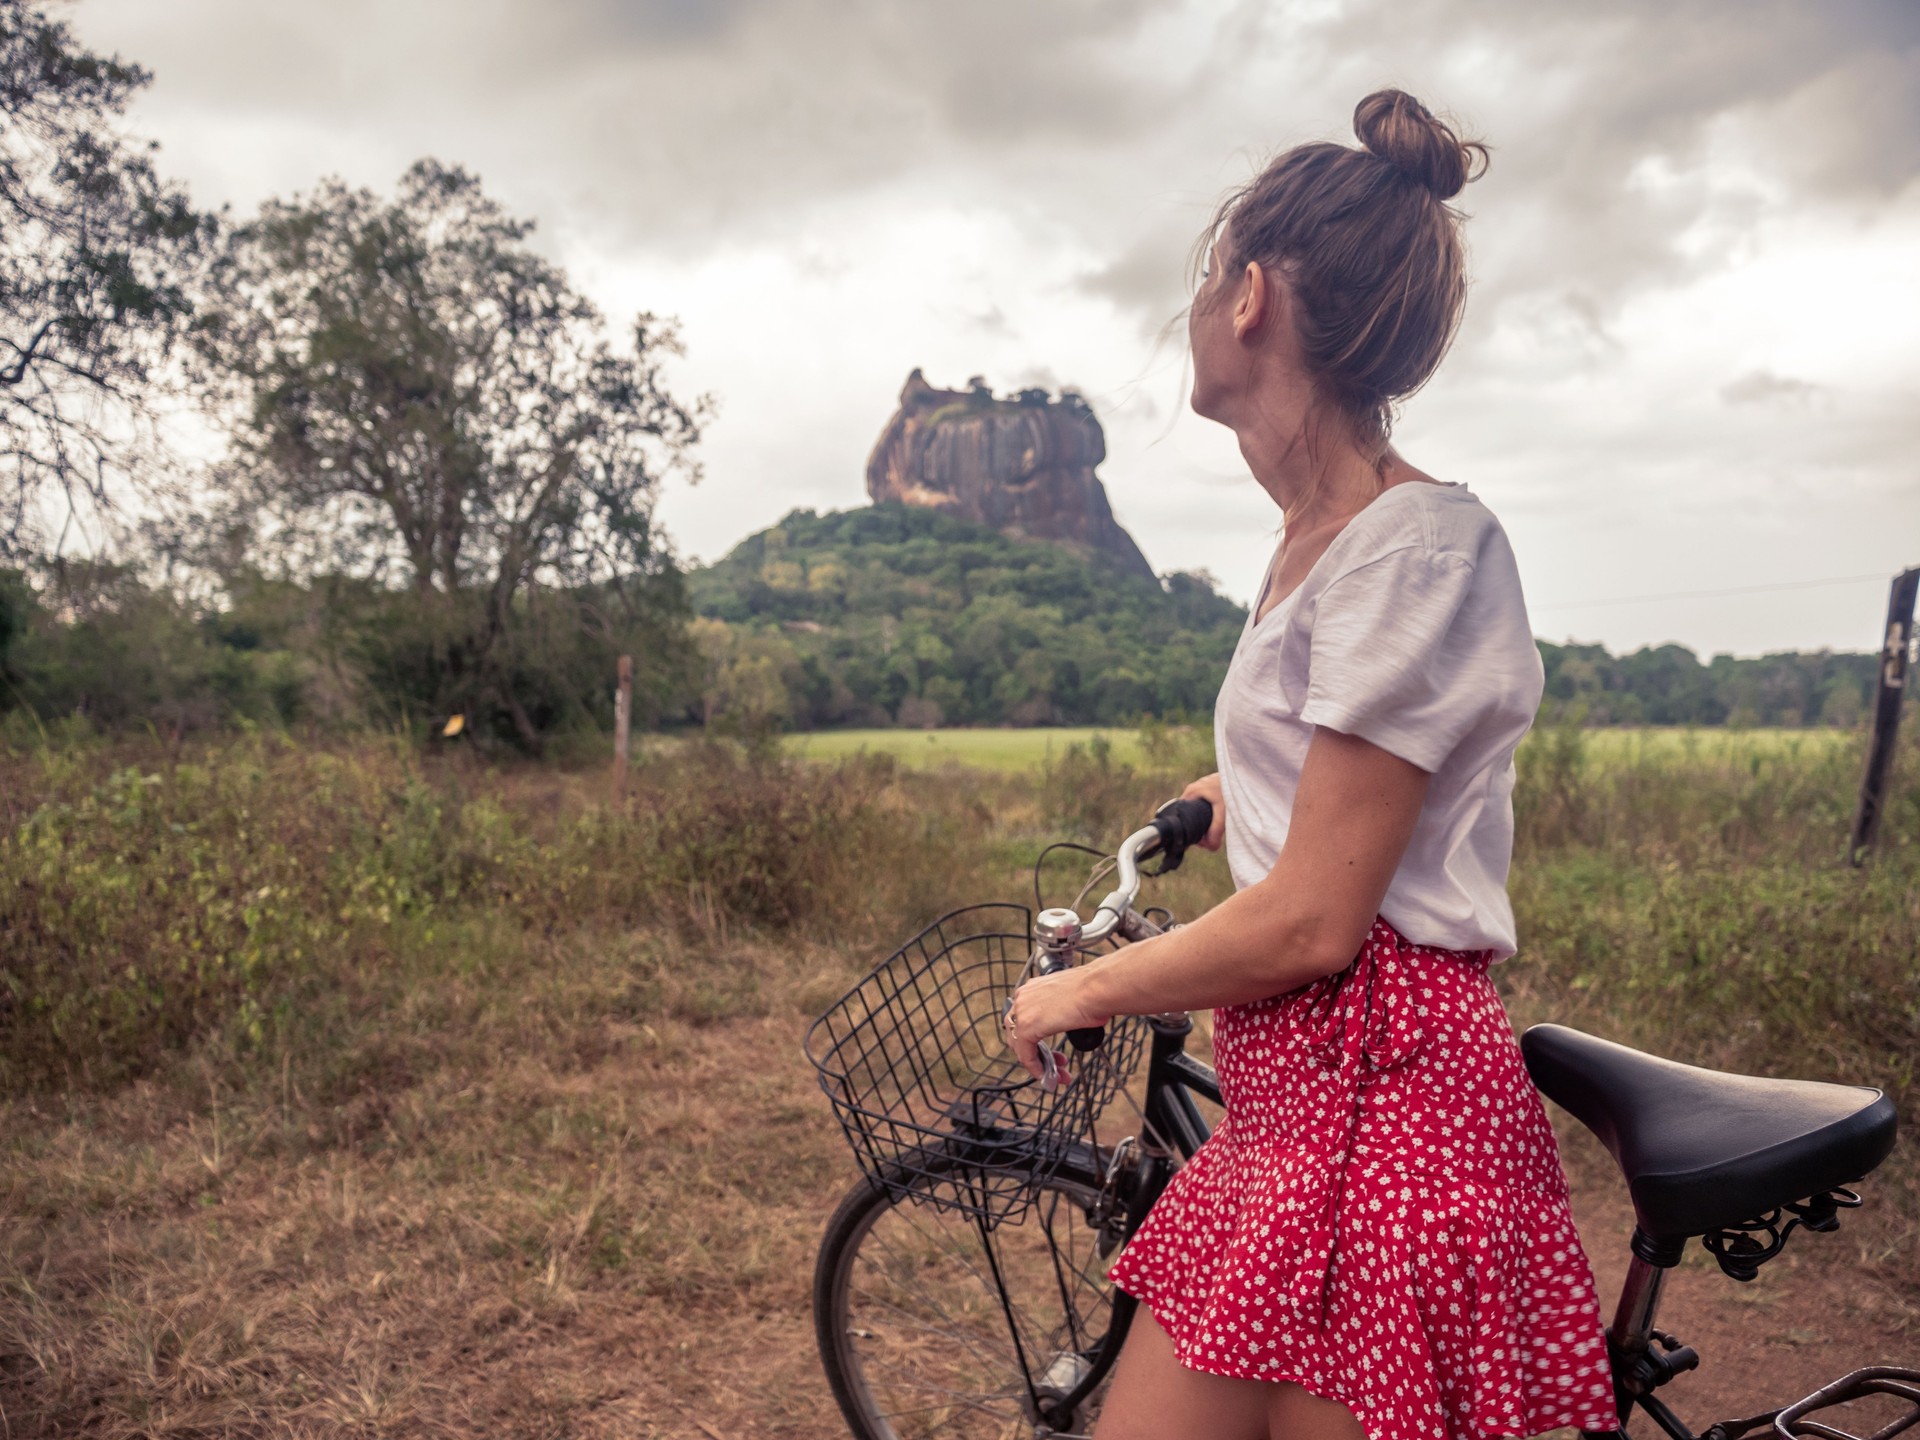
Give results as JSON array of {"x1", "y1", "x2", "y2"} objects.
[{"x1": 813, "y1": 1146, "x2": 1137, "y2": 1440}]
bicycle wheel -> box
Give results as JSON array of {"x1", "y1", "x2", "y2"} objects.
[{"x1": 814, "y1": 1149, "x2": 1135, "y2": 1440}]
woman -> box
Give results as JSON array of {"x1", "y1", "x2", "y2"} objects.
[{"x1": 1003, "y1": 91, "x2": 1618, "y2": 1440}]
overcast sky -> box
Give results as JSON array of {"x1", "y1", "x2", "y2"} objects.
[{"x1": 73, "y1": 0, "x2": 1920, "y2": 657}]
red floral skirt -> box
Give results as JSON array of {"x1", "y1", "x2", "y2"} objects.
[{"x1": 1108, "y1": 918, "x2": 1618, "y2": 1440}]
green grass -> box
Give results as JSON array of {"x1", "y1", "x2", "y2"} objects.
[
  {"x1": 1571, "y1": 726, "x2": 1854, "y2": 766},
  {"x1": 781, "y1": 724, "x2": 1856, "y2": 773},
  {"x1": 782, "y1": 725, "x2": 1158, "y2": 770}
]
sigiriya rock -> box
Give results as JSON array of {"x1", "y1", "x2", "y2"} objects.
[{"x1": 864, "y1": 370, "x2": 1155, "y2": 581}]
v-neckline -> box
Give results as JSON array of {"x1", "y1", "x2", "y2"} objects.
[{"x1": 1247, "y1": 480, "x2": 1453, "y2": 634}]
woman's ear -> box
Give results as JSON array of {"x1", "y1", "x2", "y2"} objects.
[{"x1": 1232, "y1": 260, "x2": 1275, "y2": 342}]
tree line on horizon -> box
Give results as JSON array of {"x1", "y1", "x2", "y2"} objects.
[
  {"x1": 1, "y1": 497, "x2": 1880, "y2": 739},
  {"x1": 0, "y1": 2, "x2": 1883, "y2": 748},
  {"x1": 686, "y1": 505, "x2": 1879, "y2": 733}
]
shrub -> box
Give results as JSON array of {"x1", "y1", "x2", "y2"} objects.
[{"x1": 0, "y1": 736, "x2": 942, "y2": 1090}]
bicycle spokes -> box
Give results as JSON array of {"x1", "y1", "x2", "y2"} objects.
[{"x1": 838, "y1": 1179, "x2": 1118, "y2": 1437}]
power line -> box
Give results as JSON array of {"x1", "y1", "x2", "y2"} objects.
[{"x1": 1534, "y1": 571, "x2": 1893, "y2": 613}]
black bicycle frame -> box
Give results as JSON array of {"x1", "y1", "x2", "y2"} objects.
[
  {"x1": 1139, "y1": 1012, "x2": 1223, "y2": 1158},
  {"x1": 1581, "y1": 1228, "x2": 1920, "y2": 1440}
]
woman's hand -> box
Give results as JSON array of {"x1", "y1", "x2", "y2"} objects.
[
  {"x1": 1003, "y1": 966, "x2": 1113, "y2": 1082},
  {"x1": 1179, "y1": 772, "x2": 1227, "y2": 850}
]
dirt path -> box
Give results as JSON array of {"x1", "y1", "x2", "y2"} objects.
[
  {"x1": 441, "y1": 1011, "x2": 1920, "y2": 1439},
  {"x1": 3, "y1": 1002, "x2": 1913, "y2": 1439},
  {"x1": 582, "y1": 1016, "x2": 1920, "y2": 1439}
]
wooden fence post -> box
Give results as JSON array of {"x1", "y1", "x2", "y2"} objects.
[
  {"x1": 1848, "y1": 567, "x2": 1919, "y2": 865},
  {"x1": 614, "y1": 655, "x2": 633, "y2": 800}
]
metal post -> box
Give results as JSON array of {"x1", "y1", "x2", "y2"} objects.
[
  {"x1": 1848, "y1": 568, "x2": 1920, "y2": 865},
  {"x1": 614, "y1": 654, "x2": 633, "y2": 799}
]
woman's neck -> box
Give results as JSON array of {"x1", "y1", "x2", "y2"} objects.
[
  {"x1": 1238, "y1": 406, "x2": 1383, "y2": 518},
  {"x1": 1248, "y1": 435, "x2": 1434, "y2": 622}
]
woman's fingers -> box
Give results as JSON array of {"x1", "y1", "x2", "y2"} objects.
[
  {"x1": 1180, "y1": 771, "x2": 1228, "y2": 850},
  {"x1": 1003, "y1": 995, "x2": 1048, "y2": 1079},
  {"x1": 1004, "y1": 970, "x2": 1110, "y2": 1086}
]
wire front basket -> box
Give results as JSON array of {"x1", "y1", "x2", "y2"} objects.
[{"x1": 806, "y1": 903, "x2": 1146, "y2": 1228}]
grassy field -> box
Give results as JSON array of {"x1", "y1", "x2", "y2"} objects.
[
  {"x1": 782, "y1": 725, "x2": 1155, "y2": 770},
  {"x1": 1, "y1": 724, "x2": 1914, "y2": 1436},
  {"x1": 781, "y1": 723, "x2": 1856, "y2": 772}
]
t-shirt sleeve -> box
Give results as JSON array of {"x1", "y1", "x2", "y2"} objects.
[{"x1": 1298, "y1": 547, "x2": 1493, "y2": 773}]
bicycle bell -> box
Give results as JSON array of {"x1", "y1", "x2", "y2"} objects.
[{"x1": 1034, "y1": 908, "x2": 1083, "y2": 948}]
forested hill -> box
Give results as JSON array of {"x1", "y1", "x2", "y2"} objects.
[
  {"x1": 686, "y1": 504, "x2": 1245, "y2": 728},
  {"x1": 688, "y1": 504, "x2": 1882, "y2": 731}
]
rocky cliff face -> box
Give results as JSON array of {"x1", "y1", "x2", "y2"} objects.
[{"x1": 864, "y1": 370, "x2": 1155, "y2": 580}]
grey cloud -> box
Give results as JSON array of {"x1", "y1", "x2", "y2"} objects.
[
  {"x1": 81, "y1": 0, "x2": 1920, "y2": 285},
  {"x1": 1076, "y1": 222, "x2": 1197, "y2": 335},
  {"x1": 1053, "y1": 0, "x2": 1920, "y2": 341},
  {"x1": 81, "y1": 0, "x2": 1188, "y2": 249},
  {"x1": 1721, "y1": 370, "x2": 1826, "y2": 407},
  {"x1": 589, "y1": 0, "x2": 769, "y2": 46},
  {"x1": 1733, "y1": 46, "x2": 1920, "y2": 200},
  {"x1": 970, "y1": 306, "x2": 1014, "y2": 338}
]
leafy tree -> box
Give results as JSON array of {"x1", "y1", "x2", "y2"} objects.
[
  {"x1": 0, "y1": 559, "x2": 304, "y2": 731},
  {"x1": 0, "y1": 0, "x2": 207, "y2": 554},
  {"x1": 190, "y1": 159, "x2": 707, "y2": 748},
  {"x1": 1538, "y1": 639, "x2": 1874, "y2": 728},
  {"x1": 689, "y1": 615, "x2": 801, "y2": 732}
]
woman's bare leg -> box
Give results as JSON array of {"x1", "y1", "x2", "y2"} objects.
[
  {"x1": 1267, "y1": 1379, "x2": 1367, "y2": 1439},
  {"x1": 1094, "y1": 1309, "x2": 1368, "y2": 1440},
  {"x1": 1093, "y1": 1309, "x2": 1268, "y2": 1440}
]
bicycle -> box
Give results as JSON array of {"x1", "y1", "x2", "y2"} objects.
[{"x1": 805, "y1": 802, "x2": 1919, "y2": 1440}]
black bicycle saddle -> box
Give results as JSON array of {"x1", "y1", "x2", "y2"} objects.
[{"x1": 1522, "y1": 1024, "x2": 1899, "y2": 1241}]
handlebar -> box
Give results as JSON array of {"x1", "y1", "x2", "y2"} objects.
[
  {"x1": 1030, "y1": 796, "x2": 1214, "y2": 1057},
  {"x1": 1080, "y1": 795, "x2": 1214, "y2": 945}
]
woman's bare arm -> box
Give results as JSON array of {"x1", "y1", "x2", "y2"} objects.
[{"x1": 1005, "y1": 727, "x2": 1430, "y2": 1076}]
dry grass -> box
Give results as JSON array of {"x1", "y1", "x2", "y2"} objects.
[
  {"x1": 1, "y1": 921, "x2": 874, "y2": 1437},
  {"x1": 2, "y1": 725, "x2": 1915, "y2": 1435}
]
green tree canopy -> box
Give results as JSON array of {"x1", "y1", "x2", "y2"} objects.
[
  {"x1": 189, "y1": 159, "x2": 707, "y2": 748},
  {"x1": 1538, "y1": 639, "x2": 1874, "y2": 728},
  {"x1": 687, "y1": 505, "x2": 1247, "y2": 728}
]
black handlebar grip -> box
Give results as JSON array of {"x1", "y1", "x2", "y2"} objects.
[{"x1": 1150, "y1": 796, "x2": 1215, "y2": 873}]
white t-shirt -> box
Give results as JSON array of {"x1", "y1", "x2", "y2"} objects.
[{"x1": 1213, "y1": 481, "x2": 1543, "y2": 958}]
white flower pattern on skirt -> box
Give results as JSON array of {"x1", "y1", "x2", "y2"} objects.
[{"x1": 1108, "y1": 918, "x2": 1618, "y2": 1440}]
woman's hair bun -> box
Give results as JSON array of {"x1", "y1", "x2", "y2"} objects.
[{"x1": 1353, "y1": 89, "x2": 1488, "y2": 200}]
